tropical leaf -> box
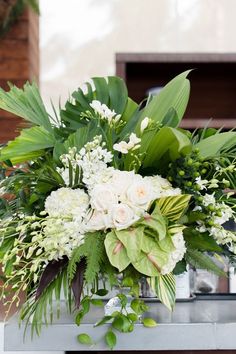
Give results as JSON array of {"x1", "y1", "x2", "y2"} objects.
[
  {"x1": 183, "y1": 228, "x2": 223, "y2": 252},
  {"x1": 0, "y1": 126, "x2": 55, "y2": 164},
  {"x1": 156, "y1": 195, "x2": 191, "y2": 222},
  {"x1": 60, "y1": 76, "x2": 128, "y2": 129},
  {"x1": 138, "y1": 70, "x2": 191, "y2": 127},
  {"x1": 104, "y1": 230, "x2": 130, "y2": 272},
  {"x1": 132, "y1": 234, "x2": 173, "y2": 276},
  {"x1": 142, "y1": 126, "x2": 192, "y2": 168},
  {"x1": 0, "y1": 81, "x2": 52, "y2": 132},
  {"x1": 154, "y1": 273, "x2": 176, "y2": 311},
  {"x1": 140, "y1": 206, "x2": 167, "y2": 240},
  {"x1": 185, "y1": 249, "x2": 226, "y2": 277},
  {"x1": 195, "y1": 132, "x2": 236, "y2": 158},
  {"x1": 71, "y1": 259, "x2": 86, "y2": 308},
  {"x1": 115, "y1": 227, "x2": 144, "y2": 262},
  {"x1": 35, "y1": 257, "x2": 68, "y2": 300}
]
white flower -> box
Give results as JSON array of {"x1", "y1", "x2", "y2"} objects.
[
  {"x1": 126, "y1": 179, "x2": 154, "y2": 209},
  {"x1": 90, "y1": 100, "x2": 121, "y2": 124},
  {"x1": 85, "y1": 210, "x2": 113, "y2": 231},
  {"x1": 146, "y1": 175, "x2": 181, "y2": 198},
  {"x1": 195, "y1": 176, "x2": 208, "y2": 190},
  {"x1": 202, "y1": 193, "x2": 216, "y2": 207},
  {"x1": 140, "y1": 117, "x2": 150, "y2": 134},
  {"x1": 45, "y1": 187, "x2": 89, "y2": 217},
  {"x1": 113, "y1": 141, "x2": 130, "y2": 154},
  {"x1": 90, "y1": 184, "x2": 118, "y2": 212},
  {"x1": 111, "y1": 203, "x2": 139, "y2": 230},
  {"x1": 161, "y1": 231, "x2": 186, "y2": 275},
  {"x1": 110, "y1": 170, "x2": 141, "y2": 197},
  {"x1": 113, "y1": 133, "x2": 141, "y2": 154}
]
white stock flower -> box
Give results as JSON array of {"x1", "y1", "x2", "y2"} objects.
[
  {"x1": 45, "y1": 187, "x2": 89, "y2": 217},
  {"x1": 90, "y1": 184, "x2": 118, "y2": 211},
  {"x1": 140, "y1": 117, "x2": 150, "y2": 134},
  {"x1": 111, "y1": 203, "x2": 139, "y2": 230}
]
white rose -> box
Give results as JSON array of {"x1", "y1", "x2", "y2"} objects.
[
  {"x1": 126, "y1": 179, "x2": 154, "y2": 209},
  {"x1": 90, "y1": 184, "x2": 118, "y2": 211},
  {"x1": 112, "y1": 203, "x2": 139, "y2": 230},
  {"x1": 85, "y1": 210, "x2": 113, "y2": 231},
  {"x1": 111, "y1": 170, "x2": 142, "y2": 197}
]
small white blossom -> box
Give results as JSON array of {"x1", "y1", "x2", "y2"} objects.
[
  {"x1": 161, "y1": 231, "x2": 186, "y2": 274},
  {"x1": 195, "y1": 177, "x2": 208, "y2": 190},
  {"x1": 140, "y1": 117, "x2": 150, "y2": 134},
  {"x1": 90, "y1": 100, "x2": 121, "y2": 124},
  {"x1": 113, "y1": 133, "x2": 141, "y2": 154}
]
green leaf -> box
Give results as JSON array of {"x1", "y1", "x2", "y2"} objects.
[
  {"x1": 0, "y1": 126, "x2": 55, "y2": 164},
  {"x1": 184, "y1": 228, "x2": 223, "y2": 252},
  {"x1": 185, "y1": 249, "x2": 226, "y2": 277},
  {"x1": 94, "y1": 316, "x2": 112, "y2": 327},
  {"x1": 143, "y1": 126, "x2": 192, "y2": 168},
  {"x1": 195, "y1": 132, "x2": 236, "y2": 158},
  {"x1": 142, "y1": 318, "x2": 158, "y2": 327},
  {"x1": 130, "y1": 299, "x2": 149, "y2": 315},
  {"x1": 75, "y1": 311, "x2": 84, "y2": 326},
  {"x1": 122, "y1": 97, "x2": 139, "y2": 123},
  {"x1": 112, "y1": 315, "x2": 131, "y2": 333},
  {"x1": 115, "y1": 227, "x2": 144, "y2": 262},
  {"x1": 138, "y1": 70, "x2": 191, "y2": 128},
  {"x1": 77, "y1": 333, "x2": 93, "y2": 345},
  {"x1": 162, "y1": 107, "x2": 179, "y2": 127},
  {"x1": 156, "y1": 195, "x2": 191, "y2": 222},
  {"x1": 105, "y1": 330, "x2": 117, "y2": 350},
  {"x1": 132, "y1": 234, "x2": 174, "y2": 276},
  {"x1": 155, "y1": 273, "x2": 176, "y2": 311},
  {"x1": 91, "y1": 299, "x2": 103, "y2": 306},
  {"x1": 140, "y1": 206, "x2": 167, "y2": 240},
  {"x1": 0, "y1": 81, "x2": 52, "y2": 132},
  {"x1": 127, "y1": 313, "x2": 138, "y2": 322},
  {"x1": 173, "y1": 260, "x2": 187, "y2": 275},
  {"x1": 104, "y1": 230, "x2": 130, "y2": 272}
]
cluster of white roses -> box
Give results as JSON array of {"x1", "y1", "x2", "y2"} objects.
[{"x1": 37, "y1": 138, "x2": 184, "y2": 268}]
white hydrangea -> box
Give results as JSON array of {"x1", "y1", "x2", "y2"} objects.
[
  {"x1": 161, "y1": 231, "x2": 186, "y2": 275},
  {"x1": 45, "y1": 187, "x2": 89, "y2": 218}
]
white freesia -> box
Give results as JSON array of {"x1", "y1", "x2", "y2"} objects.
[
  {"x1": 113, "y1": 133, "x2": 141, "y2": 154},
  {"x1": 45, "y1": 187, "x2": 89, "y2": 217},
  {"x1": 140, "y1": 117, "x2": 150, "y2": 134},
  {"x1": 90, "y1": 100, "x2": 121, "y2": 124},
  {"x1": 111, "y1": 203, "x2": 139, "y2": 230},
  {"x1": 90, "y1": 184, "x2": 118, "y2": 211}
]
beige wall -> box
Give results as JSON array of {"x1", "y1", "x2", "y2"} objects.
[{"x1": 40, "y1": 0, "x2": 236, "y2": 108}]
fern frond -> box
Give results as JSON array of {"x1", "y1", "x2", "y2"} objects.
[
  {"x1": 67, "y1": 244, "x2": 86, "y2": 282},
  {"x1": 185, "y1": 249, "x2": 226, "y2": 277},
  {"x1": 84, "y1": 233, "x2": 106, "y2": 284}
]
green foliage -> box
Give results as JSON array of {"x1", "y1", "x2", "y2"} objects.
[
  {"x1": 195, "y1": 132, "x2": 236, "y2": 158},
  {"x1": 142, "y1": 318, "x2": 158, "y2": 327},
  {"x1": 115, "y1": 227, "x2": 144, "y2": 262},
  {"x1": 184, "y1": 228, "x2": 223, "y2": 252},
  {"x1": 0, "y1": 82, "x2": 52, "y2": 131},
  {"x1": 185, "y1": 249, "x2": 226, "y2": 277},
  {"x1": 104, "y1": 230, "x2": 130, "y2": 272},
  {"x1": 154, "y1": 273, "x2": 176, "y2": 311},
  {"x1": 156, "y1": 194, "x2": 191, "y2": 222},
  {"x1": 142, "y1": 126, "x2": 192, "y2": 169},
  {"x1": 68, "y1": 232, "x2": 106, "y2": 284},
  {"x1": 105, "y1": 331, "x2": 117, "y2": 350},
  {"x1": 0, "y1": 126, "x2": 55, "y2": 164},
  {"x1": 77, "y1": 333, "x2": 93, "y2": 345}
]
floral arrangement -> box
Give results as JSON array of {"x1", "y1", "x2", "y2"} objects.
[{"x1": 0, "y1": 71, "x2": 235, "y2": 349}]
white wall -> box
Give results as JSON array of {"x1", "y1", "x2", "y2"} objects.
[{"x1": 40, "y1": 0, "x2": 236, "y2": 108}]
